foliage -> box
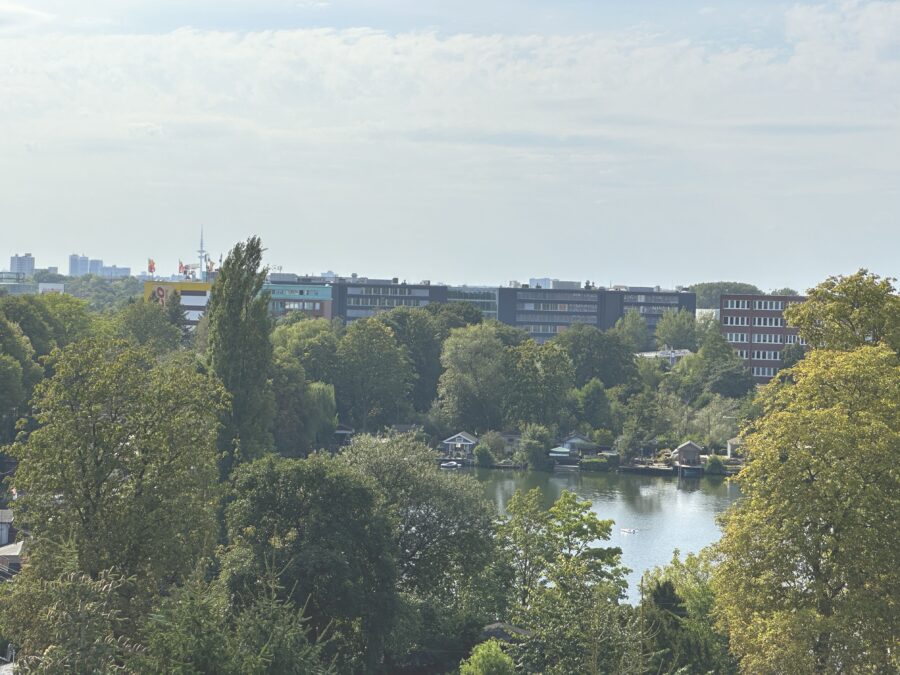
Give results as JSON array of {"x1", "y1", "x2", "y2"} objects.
[
  {"x1": 65, "y1": 274, "x2": 144, "y2": 311},
  {"x1": 437, "y1": 323, "x2": 508, "y2": 432},
  {"x1": 271, "y1": 317, "x2": 341, "y2": 384},
  {"x1": 334, "y1": 318, "x2": 413, "y2": 430},
  {"x1": 714, "y1": 346, "x2": 900, "y2": 673},
  {"x1": 654, "y1": 308, "x2": 698, "y2": 350},
  {"x1": 0, "y1": 567, "x2": 142, "y2": 673},
  {"x1": 10, "y1": 339, "x2": 226, "y2": 590},
  {"x1": 571, "y1": 377, "x2": 613, "y2": 430},
  {"x1": 771, "y1": 287, "x2": 799, "y2": 296},
  {"x1": 581, "y1": 456, "x2": 615, "y2": 472},
  {"x1": 207, "y1": 236, "x2": 275, "y2": 476},
  {"x1": 502, "y1": 340, "x2": 573, "y2": 427},
  {"x1": 106, "y1": 298, "x2": 182, "y2": 355},
  {"x1": 665, "y1": 328, "x2": 754, "y2": 402},
  {"x1": 459, "y1": 639, "x2": 515, "y2": 675},
  {"x1": 38, "y1": 292, "x2": 93, "y2": 344},
  {"x1": 553, "y1": 323, "x2": 638, "y2": 388},
  {"x1": 705, "y1": 453, "x2": 726, "y2": 475},
  {"x1": 784, "y1": 268, "x2": 900, "y2": 352},
  {"x1": 474, "y1": 442, "x2": 495, "y2": 467},
  {"x1": 425, "y1": 301, "x2": 484, "y2": 334},
  {"x1": 222, "y1": 454, "x2": 397, "y2": 672},
  {"x1": 687, "y1": 281, "x2": 763, "y2": 309},
  {"x1": 519, "y1": 423, "x2": 554, "y2": 471},
  {"x1": 612, "y1": 309, "x2": 651, "y2": 352},
  {"x1": 376, "y1": 307, "x2": 443, "y2": 412},
  {"x1": 0, "y1": 295, "x2": 61, "y2": 358},
  {"x1": 271, "y1": 350, "x2": 337, "y2": 456}
]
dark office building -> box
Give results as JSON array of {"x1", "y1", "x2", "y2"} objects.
[
  {"x1": 720, "y1": 293, "x2": 806, "y2": 382},
  {"x1": 332, "y1": 278, "x2": 448, "y2": 322},
  {"x1": 495, "y1": 285, "x2": 694, "y2": 344}
]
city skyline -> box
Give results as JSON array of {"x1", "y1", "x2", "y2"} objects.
[{"x1": 1, "y1": 1, "x2": 898, "y2": 290}]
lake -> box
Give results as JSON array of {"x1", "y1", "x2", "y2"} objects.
[{"x1": 470, "y1": 467, "x2": 741, "y2": 603}]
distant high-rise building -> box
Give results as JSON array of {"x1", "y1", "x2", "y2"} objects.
[
  {"x1": 100, "y1": 265, "x2": 131, "y2": 279},
  {"x1": 68, "y1": 254, "x2": 90, "y2": 277},
  {"x1": 9, "y1": 253, "x2": 35, "y2": 277},
  {"x1": 89, "y1": 259, "x2": 103, "y2": 276}
]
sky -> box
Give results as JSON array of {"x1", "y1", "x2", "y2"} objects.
[{"x1": 1, "y1": 1, "x2": 898, "y2": 291}]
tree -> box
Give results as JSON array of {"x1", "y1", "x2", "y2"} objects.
[
  {"x1": 612, "y1": 309, "x2": 650, "y2": 352},
  {"x1": 109, "y1": 299, "x2": 181, "y2": 355},
  {"x1": 503, "y1": 340, "x2": 574, "y2": 427},
  {"x1": 65, "y1": 275, "x2": 144, "y2": 311},
  {"x1": 376, "y1": 307, "x2": 443, "y2": 412},
  {"x1": 0, "y1": 314, "x2": 42, "y2": 409},
  {"x1": 687, "y1": 281, "x2": 762, "y2": 309},
  {"x1": 772, "y1": 287, "x2": 799, "y2": 296},
  {"x1": 640, "y1": 550, "x2": 737, "y2": 674},
  {"x1": 520, "y1": 423, "x2": 554, "y2": 471},
  {"x1": 271, "y1": 316, "x2": 340, "y2": 384},
  {"x1": 271, "y1": 350, "x2": 336, "y2": 456},
  {"x1": 0, "y1": 567, "x2": 141, "y2": 672},
  {"x1": 425, "y1": 301, "x2": 483, "y2": 334},
  {"x1": 714, "y1": 346, "x2": 900, "y2": 673},
  {"x1": 784, "y1": 269, "x2": 900, "y2": 352},
  {"x1": 437, "y1": 323, "x2": 508, "y2": 432},
  {"x1": 500, "y1": 488, "x2": 553, "y2": 610},
  {"x1": 222, "y1": 454, "x2": 397, "y2": 672},
  {"x1": 780, "y1": 341, "x2": 807, "y2": 369},
  {"x1": 553, "y1": 322, "x2": 637, "y2": 387},
  {"x1": 207, "y1": 236, "x2": 275, "y2": 476},
  {"x1": 573, "y1": 378, "x2": 613, "y2": 430},
  {"x1": 654, "y1": 308, "x2": 698, "y2": 350},
  {"x1": 10, "y1": 338, "x2": 227, "y2": 589},
  {"x1": 334, "y1": 318, "x2": 413, "y2": 430},
  {"x1": 39, "y1": 293, "x2": 93, "y2": 345},
  {"x1": 0, "y1": 295, "x2": 60, "y2": 358},
  {"x1": 459, "y1": 639, "x2": 515, "y2": 675}
]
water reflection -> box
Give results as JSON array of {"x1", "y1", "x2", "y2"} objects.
[{"x1": 471, "y1": 467, "x2": 741, "y2": 603}]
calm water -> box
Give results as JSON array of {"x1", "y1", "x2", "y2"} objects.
[{"x1": 470, "y1": 468, "x2": 741, "y2": 603}]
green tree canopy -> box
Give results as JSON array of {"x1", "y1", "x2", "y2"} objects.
[
  {"x1": 784, "y1": 269, "x2": 900, "y2": 352},
  {"x1": 222, "y1": 454, "x2": 397, "y2": 672},
  {"x1": 207, "y1": 236, "x2": 275, "y2": 476},
  {"x1": 612, "y1": 309, "x2": 651, "y2": 353},
  {"x1": 714, "y1": 346, "x2": 900, "y2": 673},
  {"x1": 437, "y1": 323, "x2": 508, "y2": 432},
  {"x1": 10, "y1": 338, "x2": 226, "y2": 589},
  {"x1": 459, "y1": 639, "x2": 515, "y2": 675},
  {"x1": 271, "y1": 316, "x2": 341, "y2": 384},
  {"x1": 376, "y1": 307, "x2": 444, "y2": 412},
  {"x1": 687, "y1": 281, "x2": 763, "y2": 309},
  {"x1": 654, "y1": 308, "x2": 698, "y2": 350},
  {"x1": 552, "y1": 322, "x2": 638, "y2": 387},
  {"x1": 503, "y1": 340, "x2": 574, "y2": 428},
  {"x1": 334, "y1": 318, "x2": 413, "y2": 430}
]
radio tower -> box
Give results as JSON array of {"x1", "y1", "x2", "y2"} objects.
[{"x1": 198, "y1": 227, "x2": 208, "y2": 281}]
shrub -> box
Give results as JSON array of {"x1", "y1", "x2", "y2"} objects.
[
  {"x1": 474, "y1": 443, "x2": 495, "y2": 468},
  {"x1": 581, "y1": 457, "x2": 611, "y2": 472},
  {"x1": 705, "y1": 454, "x2": 727, "y2": 475},
  {"x1": 459, "y1": 639, "x2": 515, "y2": 675}
]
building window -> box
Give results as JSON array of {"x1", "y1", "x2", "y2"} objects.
[
  {"x1": 752, "y1": 333, "x2": 784, "y2": 344},
  {"x1": 726, "y1": 332, "x2": 748, "y2": 343},
  {"x1": 752, "y1": 350, "x2": 782, "y2": 360},
  {"x1": 753, "y1": 316, "x2": 784, "y2": 327},
  {"x1": 723, "y1": 315, "x2": 749, "y2": 326},
  {"x1": 724, "y1": 299, "x2": 750, "y2": 309},
  {"x1": 752, "y1": 366, "x2": 777, "y2": 377},
  {"x1": 754, "y1": 300, "x2": 784, "y2": 311}
]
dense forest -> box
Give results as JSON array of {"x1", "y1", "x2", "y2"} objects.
[{"x1": 0, "y1": 239, "x2": 897, "y2": 673}]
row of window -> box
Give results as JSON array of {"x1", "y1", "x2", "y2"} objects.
[
  {"x1": 723, "y1": 299, "x2": 795, "y2": 311},
  {"x1": 754, "y1": 333, "x2": 784, "y2": 344},
  {"x1": 723, "y1": 316, "x2": 749, "y2": 326},
  {"x1": 753, "y1": 350, "x2": 782, "y2": 361},
  {"x1": 735, "y1": 350, "x2": 750, "y2": 359},
  {"x1": 517, "y1": 291, "x2": 597, "y2": 302},
  {"x1": 516, "y1": 314, "x2": 595, "y2": 324},
  {"x1": 520, "y1": 324, "x2": 567, "y2": 335},
  {"x1": 519, "y1": 302, "x2": 596, "y2": 313},
  {"x1": 623, "y1": 294, "x2": 680, "y2": 304},
  {"x1": 347, "y1": 297, "x2": 429, "y2": 307},
  {"x1": 726, "y1": 333, "x2": 748, "y2": 343},
  {"x1": 787, "y1": 334, "x2": 807, "y2": 345},
  {"x1": 283, "y1": 301, "x2": 322, "y2": 311},
  {"x1": 346, "y1": 286, "x2": 429, "y2": 296},
  {"x1": 752, "y1": 366, "x2": 777, "y2": 377},
  {"x1": 754, "y1": 316, "x2": 784, "y2": 327}
]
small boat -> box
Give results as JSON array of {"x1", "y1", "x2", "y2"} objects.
[
  {"x1": 620, "y1": 528, "x2": 637, "y2": 534},
  {"x1": 440, "y1": 461, "x2": 460, "y2": 469}
]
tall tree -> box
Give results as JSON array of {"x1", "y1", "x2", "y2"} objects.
[
  {"x1": 376, "y1": 307, "x2": 443, "y2": 412},
  {"x1": 437, "y1": 323, "x2": 508, "y2": 432},
  {"x1": 784, "y1": 269, "x2": 900, "y2": 352},
  {"x1": 503, "y1": 340, "x2": 574, "y2": 427},
  {"x1": 612, "y1": 309, "x2": 651, "y2": 353},
  {"x1": 334, "y1": 319, "x2": 413, "y2": 430},
  {"x1": 207, "y1": 236, "x2": 275, "y2": 476},
  {"x1": 222, "y1": 454, "x2": 397, "y2": 673},
  {"x1": 271, "y1": 316, "x2": 341, "y2": 384},
  {"x1": 552, "y1": 322, "x2": 638, "y2": 388},
  {"x1": 654, "y1": 308, "x2": 698, "y2": 350},
  {"x1": 425, "y1": 301, "x2": 483, "y2": 334},
  {"x1": 109, "y1": 299, "x2": 181, "y2": 355},
  {"x1": 10, "y1": 338, "x2": 226, "y2": 589},
  {"x1": 714, "y1": 346, "x2": 900, "y2": 673}
]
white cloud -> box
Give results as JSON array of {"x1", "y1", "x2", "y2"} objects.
[
  {"x1": 0, "y1": 1, "x2": 54, "y2": 31},
  {"x1": 0, "y1": 2, "x2": 897, "y2": 287}
]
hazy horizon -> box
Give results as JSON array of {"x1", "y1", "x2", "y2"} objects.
[{"x1": 2, "y1": 1, "x2": 898, "y2": 290}]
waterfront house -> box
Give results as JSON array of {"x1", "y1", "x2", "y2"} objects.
[
  {"x1": 675, "y1": 441, "x2": 703, "y2": 466},
  {"x1": 442, "y1": 432, "x2": 478, "y2": 458}
]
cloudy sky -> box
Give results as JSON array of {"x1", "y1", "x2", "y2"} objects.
[{"x1": 1, "y1": 1, "x2": 898, "y2": 290}]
